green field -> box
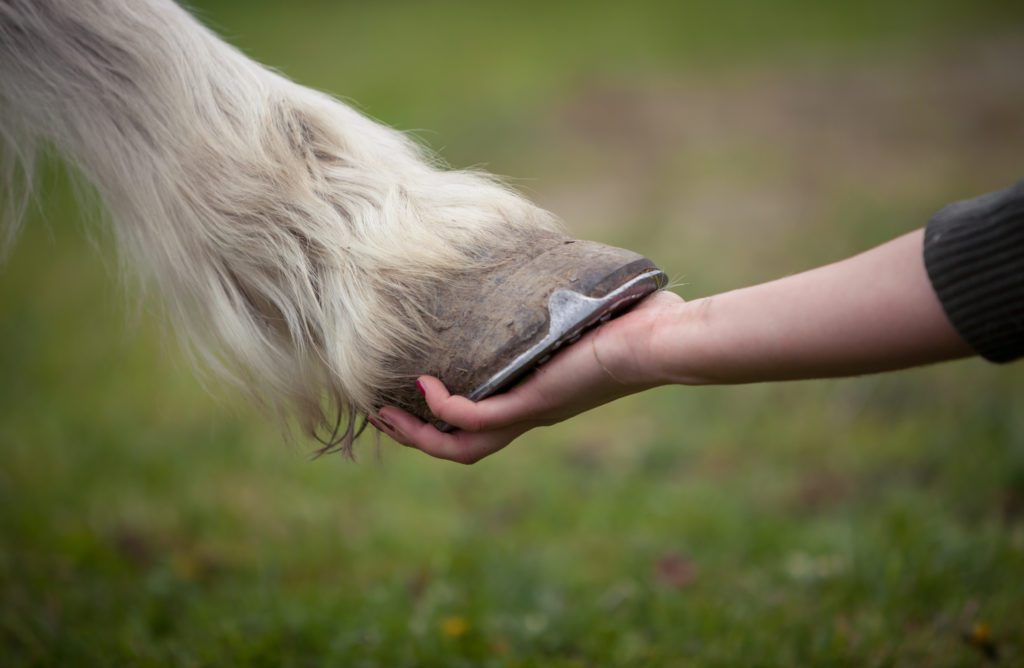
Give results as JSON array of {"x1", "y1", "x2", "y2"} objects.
[{"x1": 2, "y1": 1, "x2": 1023, "y2": 665}]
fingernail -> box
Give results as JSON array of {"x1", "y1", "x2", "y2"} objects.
[
  {"x1": 376, "y1": 414, "x2": 396, "y2": 431},
  {"x1": 415, "y1": 380, "x2": 426, "y2": 397}
]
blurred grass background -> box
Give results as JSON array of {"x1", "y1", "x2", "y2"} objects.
[{"x1": 2, "y1": 0, "x2": 1024, "y2": 665}]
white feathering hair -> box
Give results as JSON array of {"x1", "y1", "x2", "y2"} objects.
[{"x1": 0, "y1": 0, "x2": 560, "y2": 453}]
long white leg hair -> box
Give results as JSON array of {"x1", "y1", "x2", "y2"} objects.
[{"x1": 0, "y1": 0, "x2": 560, "y2": 452}]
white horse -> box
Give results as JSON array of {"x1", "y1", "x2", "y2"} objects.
[{"x1": 0, "y1": 0, "x2": 562, "y2": 452}]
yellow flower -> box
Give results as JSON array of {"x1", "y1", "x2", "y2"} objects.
[
  {"x1": 971, "y1": 622, "x2": 991, "y2": 642},
  {"x1": 440, "y1": 616, "x2": 469, "y2": 639},
  {"x1": 962, "y1": 621, "x2": 998, "y2": 661}
]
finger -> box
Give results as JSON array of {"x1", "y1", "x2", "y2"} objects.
[
  {"x1": 638, "y1": 289, "x2": 685, "y2": 309},
  {"x1": 417, "y1": 375, "x2": 545, "y2": 433},
  {"x1": 377, "y1": 406, "x2": 483, "y2": 461},
  {"x1": 378, "y1": 406, "x2": 522, "y2": 465}
]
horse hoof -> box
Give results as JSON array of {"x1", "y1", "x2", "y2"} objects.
[{"x1": 377, "y1": 236, "x2": 667, "y2": 429}]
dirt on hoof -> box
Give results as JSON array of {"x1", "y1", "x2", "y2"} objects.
[{"x1": 380, "y1": 235, "x2": 663, "y2": 425}]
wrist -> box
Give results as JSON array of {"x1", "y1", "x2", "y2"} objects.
[
  {"x1": 597, "y1": 291, "x2": 724, "y2": 388},
  {"x1": 587, "y1": 291, "x2": 685, "y2": 389},
  {"x1": 651, "y1": 296, "x2": 724, "y2": 386}
]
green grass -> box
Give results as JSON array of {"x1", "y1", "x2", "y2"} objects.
[{"x1": 2, "y1": 1, "x2": 1024, "y2": 665}]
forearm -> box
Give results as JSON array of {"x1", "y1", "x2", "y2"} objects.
[
  {"x1": 386, "y1": 189, "x2": 1021, "y2": 463},
  {"x1": 658, "y1": 229, "x2": 973, "y2": 385}
]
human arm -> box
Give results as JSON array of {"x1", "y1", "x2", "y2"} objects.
[
  {"x1": 375, "y1": 180, "x2": 1024, "y2": 462},
  {"x1": 659, "y1": 227, "x2": 971, "y2": 386},
  {"x1": 369, "y1": 227, "x2": 970, "y2": 462}
]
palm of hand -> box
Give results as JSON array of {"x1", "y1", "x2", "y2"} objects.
[{"x1": 374, "y1": 290, "x2": 684, "y2": 464}]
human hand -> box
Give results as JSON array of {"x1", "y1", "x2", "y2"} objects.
[
  {"x1": 369, "y1": 227, "x2": 980, "y2": 463},
  {"x1": 370, "y1": 290, "x2": 686, "y2": 464}
]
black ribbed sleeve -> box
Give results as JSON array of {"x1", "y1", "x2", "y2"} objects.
[{"x1": 923, "y1": 180, "x2": 1024, "y2": 363}]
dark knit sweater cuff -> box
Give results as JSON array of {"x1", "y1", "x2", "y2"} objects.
[{"x1": 923, "y1": 180, "x2": 1024, "y2": 363}]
